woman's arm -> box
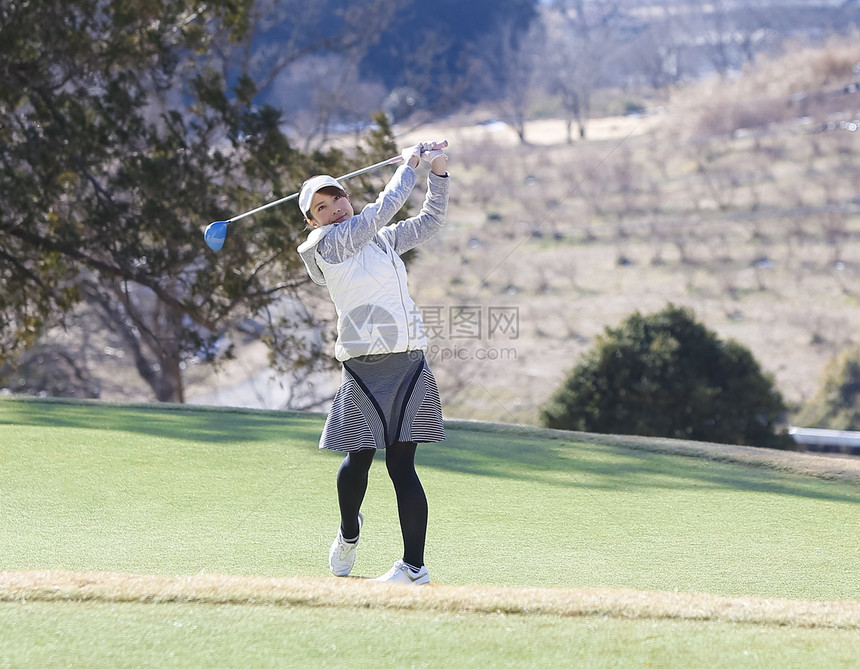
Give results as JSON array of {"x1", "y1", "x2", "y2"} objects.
[
  {"x1": 317, "y1": 164, "x2": 417, "y2": 263},
  {"x1": 379, "y1": 168, "x2": 449, "y2": 255}
]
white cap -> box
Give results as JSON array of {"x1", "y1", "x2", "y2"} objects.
[{"x1": 298, "y1": 175, "x2": 344, "y2": 217}]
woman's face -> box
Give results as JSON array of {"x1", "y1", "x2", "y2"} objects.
[{"x1": 308, "y1": 191, "x2": 354, "y2": 227}]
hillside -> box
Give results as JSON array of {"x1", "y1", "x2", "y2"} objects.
[
  {"x1": 22, "y1": 38, "x2": 857, "y2": 428},
  {"x1": 181, "y1": 37, "x2": 860, "y2": 425},
  {"x1": 393, "y1": 37, "x2": 860, "y2": 425}
]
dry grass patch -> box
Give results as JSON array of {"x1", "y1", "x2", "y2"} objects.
[
  {"x1": 666, "y1": 34, "x2": 860, "y2": 137},
  {"x1": 2, "y1": 571, "x2": 858, "y2": 630}
]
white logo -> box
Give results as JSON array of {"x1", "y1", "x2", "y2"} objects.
[{"x1": 341, "y1": 305, "x2": 398, "y2": 354}]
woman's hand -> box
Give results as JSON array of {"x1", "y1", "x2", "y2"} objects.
[
  {"x1": 401, "y1": 140, "x2": 449, "y2": 172},
  {"x1": 401, "y1": 144, "x2": 422, "y2": 169},
  {"x1": 419, "y1": 140, "x2": 448, "y2": 175}
]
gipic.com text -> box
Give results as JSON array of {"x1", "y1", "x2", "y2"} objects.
[{"x1": 427, "y1": 345, "x2": 518, "y2": 362}]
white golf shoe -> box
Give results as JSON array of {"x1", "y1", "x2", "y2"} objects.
[
  {"x1": 371, "y1": 559, "x2": 430, "y2": 585},
  {"x1": 329, "y1": 512, "x2": 363, "y2": 577}
]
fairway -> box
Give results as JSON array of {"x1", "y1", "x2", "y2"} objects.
[
  {"x1": 1, "y1": 596, "x2": 859, "y2": 669},
  {"x1": 1, "y1": 397, "x2": 859, "y2": 667}
]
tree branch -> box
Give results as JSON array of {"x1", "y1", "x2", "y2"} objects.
[{"x1": 2, "y1": 223, "x2": 218, "y2": 330}]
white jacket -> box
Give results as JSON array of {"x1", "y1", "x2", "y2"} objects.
[{"x1": 297, "y1": 165, "x2": 449, "y2": 361}]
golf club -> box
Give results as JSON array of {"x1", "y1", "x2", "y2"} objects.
[{"x1": 204, "y1": 142, "x2": 447, "y2": 251}]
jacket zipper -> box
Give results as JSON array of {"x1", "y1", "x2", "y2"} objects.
[{"x1": 390, "y1": 251, "x2": 411, "y2": 350}]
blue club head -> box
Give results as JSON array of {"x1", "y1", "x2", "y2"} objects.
[{"x1": 204, "y1": 221, "x2": 228, "y2": 251}]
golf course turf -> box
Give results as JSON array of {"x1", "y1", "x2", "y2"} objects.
[{"x1": 1, "y1": 397, "x2": 858, "y2": 667}]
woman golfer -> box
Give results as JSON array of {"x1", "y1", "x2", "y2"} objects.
[{"x1": 297, "y1": 141, "x2": 449, "y2": 584}]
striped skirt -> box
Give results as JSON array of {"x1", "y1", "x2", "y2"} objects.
[{"x1": 319, "y1": 351, "x2": 445, "y2": 452}]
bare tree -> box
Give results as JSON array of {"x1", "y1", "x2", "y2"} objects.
[
  {"x1": 477, "y1": 18, "x2": 544, "y2": 144},
  {"x1": 236, "y1": 0, "x2": 400, "y2": 93},
  {"x1": 271, "y1": 54, "x2": 387, "y2": 151},
  {"x1": 622, "y1": 14, "x2": 686, "y2": 90},
  {"x1": 541, "y1": 0, "x2": 624, "y2": 142},
  {"x1": 676, "y1": 0, "x2": 777, "y2": 78}
]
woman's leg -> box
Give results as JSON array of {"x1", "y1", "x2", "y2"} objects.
[
  {"x1": 336, "y1": 448, "x2": 375, "y2": 540},
  {"x1": 385, "y1": 441, "x2": 428, "y2": 567}
]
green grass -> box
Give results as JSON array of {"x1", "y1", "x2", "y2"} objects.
[
  {"x1": 2, "y1": 600, "x2": 859, "y2": 669},
  {"x1": 1, "y1": 397, "x2": 858, "y2": 667},
  {"x1": 1, "y1": 397, "x2": 857, "y2": 598}
]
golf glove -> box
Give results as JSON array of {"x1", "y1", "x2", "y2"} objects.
[
  {"x1": 416, "y1": 140, "x2": 448, "y2": 167},
  {"x1": 418, "y1": 140, "x2": 447, "y2": 161},
  {"x1": 401, "y1": 144, "x2": 422, "y2": 165},
  {"x1": 421, "y1": 148, "x2": 447, "y2": 164}
]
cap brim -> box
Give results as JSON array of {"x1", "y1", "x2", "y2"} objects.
[{"x1": 298, "y1": 175, "x2": 344, "y2": 215}]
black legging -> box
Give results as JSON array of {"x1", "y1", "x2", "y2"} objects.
[{"x1": 336, "y1": 441, "x2": 428, "y2": 568}]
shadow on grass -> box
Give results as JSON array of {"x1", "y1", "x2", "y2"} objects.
[
  {"x1": 420, "y1": 425, "x2": 860, "y2": 505},
  {"x1": 0, "y1": 397, "x2": 324, "y2": 446},
  {"x1": 3, "y1": 397, "x2": 856, "y2": 504}
]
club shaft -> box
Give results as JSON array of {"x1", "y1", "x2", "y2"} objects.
[{"x1": 227, "y1": 155, "x2": 404, "y2": 223}]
